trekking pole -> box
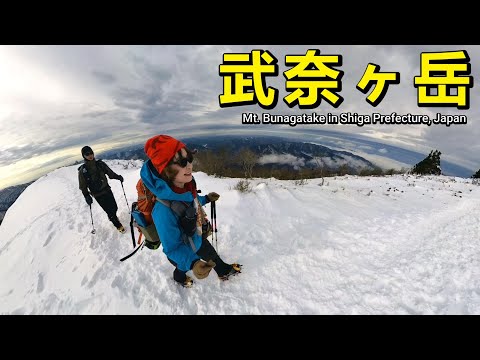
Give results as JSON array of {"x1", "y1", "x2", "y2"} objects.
[
  {"x1": 210, "y1": 201, "x2": 218, "y2": 253},
  {"x1": 129, "y1": 203, "x2": 136, "y2": 249},
  {"x1": 89, "y1": 204, "x2": 96, "y2": 234},
  {"x1": 120, "y1": 182, "x2": 131, "y2": 214},
  {"x1": 211, "y1": 201, "x2": 217, "y2": 253}
]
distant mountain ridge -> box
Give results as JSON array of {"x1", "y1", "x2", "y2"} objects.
[
  {"x1": 97, "y1": 135, "x2": 377, "y2": 172},
  {"x1": 0, "y1": 182, "x2": 34, "y2": 225},
  {"x1": 74, "y1": 134, "x2": 474, "y2": 178},
  {"x1": 185, "y1": 135, "x2": 378, "y2": 172}
]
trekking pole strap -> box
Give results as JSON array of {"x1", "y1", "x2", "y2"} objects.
[{"x1": 120, "y1": 242, "x2": 145, "y2": 262}]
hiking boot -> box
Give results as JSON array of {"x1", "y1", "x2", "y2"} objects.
[
  {"x1": 218, "y1": 263, "x2": 242, "y2": 281},
  {"x1": 176, "y1": 275, "x2": 194, "y2": 288},
  {"x1": 117, "y1": 225, "x2": 126, "y2": 234}
]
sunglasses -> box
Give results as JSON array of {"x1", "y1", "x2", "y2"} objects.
[
  {"x1": 84, "y1": 152, "x2": 93, "y2": 156},
  {"x1": 172, "y1": 150, "x2": 194, "y2": 167}
]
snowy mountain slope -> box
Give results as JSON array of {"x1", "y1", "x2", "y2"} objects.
[{"x1": 1, "y1": 160, "x2": 479, "y2": 315}]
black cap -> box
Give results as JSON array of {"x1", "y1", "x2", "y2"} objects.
[{"x1": 81, "y1": 146, "x2": 93, "y2": 159}]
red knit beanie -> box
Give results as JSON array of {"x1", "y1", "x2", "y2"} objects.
[{"x1": 144, "y1": 135, "x2": 186, "y2": 174}]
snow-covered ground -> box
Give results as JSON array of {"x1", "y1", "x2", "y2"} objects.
[{"x1": 1, "y1": 160, "x2": 479, "y2": 315}]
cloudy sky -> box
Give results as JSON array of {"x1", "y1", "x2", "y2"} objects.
[{"x1": 1, "y1": 45, "x2": 479, "y2": 189}]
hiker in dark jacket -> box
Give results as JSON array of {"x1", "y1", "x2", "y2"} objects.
[
  {"x1": 78, "y1": 146, "x2": 126, "y2": 234},
  {"x1": 140, "y1": 134, "x2": 242, "y2": 288}
]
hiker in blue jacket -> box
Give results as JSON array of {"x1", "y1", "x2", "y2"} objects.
[{"x1": 140, "y1": 134, "x2": 242, "y2": 288}]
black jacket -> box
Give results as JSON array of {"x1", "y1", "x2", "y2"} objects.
[{"x1": 78, "y1": 159, "x2": 121, "y2": 197}]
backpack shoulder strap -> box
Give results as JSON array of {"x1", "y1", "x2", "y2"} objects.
[
  {"x1": 78, "y1": 164, "x2": 88, "y2": 180},
  {"x1": 191, "y1": 176, "x2": 202, "y2": 194},
  {"x1": 156, "y1": 199, "x2": 188, "y2": 217},
  {"x1": 96, "y1": 159, "x2": 106, "y2": 172},
  {"x1": 156, "y1": 199, "x2": 196, "y2": 251},
  {"x1": 156, "y1": 198, "x2": 171, "y2": 208}
]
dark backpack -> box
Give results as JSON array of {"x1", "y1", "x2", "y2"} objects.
[{"x1": 78, "y1": 160, "x2": 107, "y2": 193}]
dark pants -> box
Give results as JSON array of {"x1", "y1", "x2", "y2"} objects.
[
  {"x1": 94, "y1": 189, "x2": 121, "y2": 228},
  {"x1": 168, "y1": 237, "x2": 231, "y2": 283}
]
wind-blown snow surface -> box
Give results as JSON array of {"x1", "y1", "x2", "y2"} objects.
[{"x1": 1, "y1": 160, "x2": 479, "y2": 315}]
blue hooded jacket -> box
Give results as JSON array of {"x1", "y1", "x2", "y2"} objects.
[{"x1": 140, "y1": 160, "x2": 208, "y2": 272}]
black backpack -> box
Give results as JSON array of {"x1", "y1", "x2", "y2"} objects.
[{"x1": 78, "y1": 160, "x2": 107, "y2": 193}]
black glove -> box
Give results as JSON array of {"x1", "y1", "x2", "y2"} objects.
[
  {"x1": 117, "y1": 175, "x2": 124, "y2": 183},
  {"x1": 206, "y1": 192, "x2": 220, "y2": 203},
  {"x1": 85, "y1": 194, "x2": 93, "y2": 206}
]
